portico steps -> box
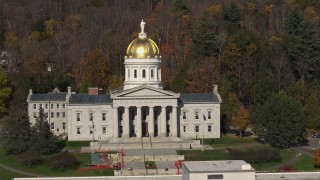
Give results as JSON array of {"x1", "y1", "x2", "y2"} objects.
[{"x1": 90, "y1": 137, "x2": 202, "y2": 151}]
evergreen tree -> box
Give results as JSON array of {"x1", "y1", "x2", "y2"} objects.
[
  {"x1": 29, "y1": 108, "x2": 58, "y2": 155},
  {"x1": 172, "y1": 0, "x2": 190, "y2": 14},
  {"x1": 284, "y1": 6, "x2": 320, "y2": 83},
  {"x1": 304, "y1": 92, "x2": 320, "y2": 129},
  {"x1": 189, "y1": 11, "x2": 217, "y2": 60},
  {"x1": 222, "y1": 1, "x2": 241, "y2": 34},
  {"x1": 252, "y1": 93, "x2": 306, "y2": 148},
  {"x1": 0, "y1": 100, "x2": 32, "y2": 154}
]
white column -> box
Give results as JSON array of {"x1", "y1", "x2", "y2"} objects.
[
  {"x1": 113, "y1": 107, "x2": 119, "y2": 138},
  {"x1": 123, "y1": 106, "x2": 129, "y2": 138},
  {"x1": 136, "y1": 106, "x2": 142, "y2": 138},
  {"x1": 171, "y1": 106, "x2": 178, "y2": 137},
  {"x1": 148, "y1": 106, "x2": 154, "y2": 137},
  {"x1": 161, "y1": 106, "x2": 166, "y2": 137}
]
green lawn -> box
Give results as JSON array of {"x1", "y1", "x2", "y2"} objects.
[
  {"x1": 177, "y1": 149, "x2": 228, "y2": 161},
  {"x1": 63, "y1": 141, "x2": 91, "y2": 150},
  {"x1": 291, "y1": 154, "x2": 315, "y2": 171},
  {"x1": 202, "y1": 135, "x2": 258, "y2": 148},
  {"x1": 0, "y1": 149, "x2": 114, "y2": 177},
  {"x1": 0, "y1": 167, "x2": 28, "y2": 180}
]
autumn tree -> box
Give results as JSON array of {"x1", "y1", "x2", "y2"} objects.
[
  {"x1": 77, "y1": 49, "x2": 109, "y2": 91},
  {"x1": 0, "y1": 68, "x2": 11, "y2": 118},
  {"x1": 232, "y1": 106, "x2": 249, "y2": 137},
  {"x1": 314, "y1": 149, "x2": 320, "y2": 168}
]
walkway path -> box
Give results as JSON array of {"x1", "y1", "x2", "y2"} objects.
[{"x1": 0, "y1": 162, "x2": 46, "y2": 178}]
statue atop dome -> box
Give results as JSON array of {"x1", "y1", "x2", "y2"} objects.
[{"x1": 140, "y1": 19, "x2": 146, "y2": 33}]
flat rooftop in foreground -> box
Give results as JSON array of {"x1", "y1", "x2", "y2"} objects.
[
  {"x1": 183, "y1": 160, "x2": 255, "y2": 173},
  {"x1": 256, "y1": 172, "x2": 320, "y2": 180}
]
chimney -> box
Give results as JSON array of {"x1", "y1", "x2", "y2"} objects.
[
  {"x1": 27, "y1": 89, "x2": 33, "y2": 101},
  {"x1": 88, "y1": 87, "x2": 99, "y2": 95},
  {"x1": 213, "y1": 85, "x2": 218, "y2": 94}
]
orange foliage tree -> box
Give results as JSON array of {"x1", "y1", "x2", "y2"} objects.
[
  {"x1": 314, "y1": 149, "x2": 320, "y2": 168},
  {"x1": 232, "y1": 106, "x2": 249, "y2": 137}
]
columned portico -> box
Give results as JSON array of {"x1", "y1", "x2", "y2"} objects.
[{"x1": 148, "y1": 106, "x2": 154, "y2": 137}]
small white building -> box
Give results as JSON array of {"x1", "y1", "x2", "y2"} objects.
[
  {"x1": 182, "y1": 160, "x2": 255, "y2": 180},
  {"x1": 27, "y1": 20, "x2": 222, "y2": 141}
]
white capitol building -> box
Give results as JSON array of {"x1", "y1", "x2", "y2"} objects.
[{"x1": 27, "y1": 20, "x2": 222, "y2": 141}]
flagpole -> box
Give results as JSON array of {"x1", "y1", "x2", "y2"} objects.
[{"x1": 202, "y1": 114, "x2": 205, "y2": 151}]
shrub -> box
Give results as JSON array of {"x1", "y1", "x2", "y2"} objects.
[
  {"x1": 18, "y1": 150, "x2": 43, "y2": 167},
  {"x1": 46, "y1": 151, "x2": 79, "y2": 170},
  {"x1": 228, "y1": 146, "x2": 280, "y2": 164}
]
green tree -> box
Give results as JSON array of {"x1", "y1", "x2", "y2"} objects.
[
  {"x1": 30, "y1": 108, "x2": 58, "y2": 155},
  {"x1": 172, "y1": 0, "x2": 190, "y2": 14},
  {"x1": 0, "y1": 100, "x2": 32, "y2": 154},
  {"x1": 284, "y1": 6, "x2": 320, "y2": 83},
  {"x1": 252, "y1": 93, "x2": 306, "y2": 148},
  {"x1": 189, "y1": 11, "x2": 217, "y2": 60},
  {"x1": 222, "y1": 1, "x2": 241, "y2": 34},
  {"x1": 0, "y1": 68, "x2": 11, "y2": 117},
  {"x1": 304, "y1": 92, "x2": 320, "y2": 129}
]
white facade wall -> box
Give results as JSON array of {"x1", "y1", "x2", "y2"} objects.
[
  {"x1": 28, "y1": 101, "x2": 68, "y2": 135},
  {"x1": 179, "y1": 103, "x2": 220, "y2": 138},
  {"x1": 67, "y1": 104, "x2": 113, "y2": 141},
  {"x1": 187, "y1": 171, "x2": 255, "y2": 180}
]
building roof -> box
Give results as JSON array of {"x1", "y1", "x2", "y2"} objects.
[
  {"x1": 29, "y1": 93, "x2": 67, "y2": 102},
  {"x1": 183, "y1": 160, "x2": 254, "y2": 173},
  {"x1": 69, "y1": 94, "x2": 111, "y2": 104},
  {"x1": 180, "y1": 93, "x2": 219, "y2": 103}
]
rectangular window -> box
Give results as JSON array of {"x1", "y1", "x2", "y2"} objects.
[
  {"x1": 208, "y1": 175, "x2": 223, "y2": 179},
  {"x1": 208, "y1": 125, "x2": 212, "y2": 132},
  {"x1": 151, "y1": 69, "x2": 154, "y2": 78},
  {"x1": 102, "y1": 113, "x2": 106, "y2": 121},
  {"x1": 57, "y1": 104, "x2": 59, "y2": 109},
  {"x1": 39, "y1": 104, "x2": 42, "y2": 109},
  {"x1": 195, "y1": 125, "x2": 199, "y2": 132},
  {"x1": 142, "y1": 69, "x2": 146, "y2": 78},
  {"x1": 183, "y1": 112, "x2": 187, "y2": 120},
  {"x1": 134, "y1": 70, "x2": 137, "y2": 78},
  {"x1": 102, "y1": 127, "x2": 107, "y2": 134},
  {"x1": 195, "y1": 112, "x2": 199, "y2": 119},
  {"x1": 33, "y1": 112, "x2": 37, "y2": 118},
  {"x1": 119, "y1": 111, "x2": 123, "y2": 121},
  {"x1": 62, "y1": 122, "x2": 66, "y2": 130},
  {"x1": 45, "y1": 112, "x2": 48, "y2": 118},
  {"x1": 57, "y1": 112, "x2": 60, "y2": 118},
  {"x1": 89, "y1": 113, "x2": 93, "y2": 121},
  {"x1": 51, "y1": 104, "x2": 53, "y2": 109},
  {"x1": 89, "y1": 126, "x2": 93, "y2": 134},
  {"x1": 77, "y1": 127, "x2": 81, "y2": 134},
  {"x1": 154, "y1": 110, "x2": 158, "y2": 120},
  {"x1": 208, "y1": 111, "x2": 212, "y2": 119},
  {"x1": 76, "y1": 113, "x2": 81, "y2": 121},
  {"x1": 62, "y1": 104, "x2": 66, "y2": 108},
  {"x1": 45, "y1": 104, "x2": 48, "y2": 109},
  {"x1": 51, "y1": 112, "x2": 54, "y2": 118},
  {"x1": 183, "y1": 126, "x2": 186, "y2": 133},
  {"x1": 62, "y1": 112, "x2": 65, "y2": 118},
  {"x1": 131, "y1": 110, "x2": 135, "y2": 120},
  {"x1": 51, "y1": 122, "x2": 54, "y2": 129},
  {"x1": 33, "y1": 104, "x2": 36, "y2": 110}
]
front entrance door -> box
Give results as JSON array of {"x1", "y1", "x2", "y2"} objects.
[{"x1": 142, "y1": 122, "x2": 148, "y2": 137}]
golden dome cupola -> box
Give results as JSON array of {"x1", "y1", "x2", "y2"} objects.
[{"x1": 126, "y1": 20, "x2": 160, "y2": 59}]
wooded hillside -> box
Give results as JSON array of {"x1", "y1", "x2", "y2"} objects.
[{"x1": 1, "y1": 0, "x2": 320, "y2": 131}]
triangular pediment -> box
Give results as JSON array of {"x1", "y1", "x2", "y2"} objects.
[{"x1": 111, "y1": 85, "x2": 179, "y2": 99}]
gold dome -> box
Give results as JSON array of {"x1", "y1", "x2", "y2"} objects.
[{"x1": 126, "y1": 37, "x2": 160, "y2": 58}]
